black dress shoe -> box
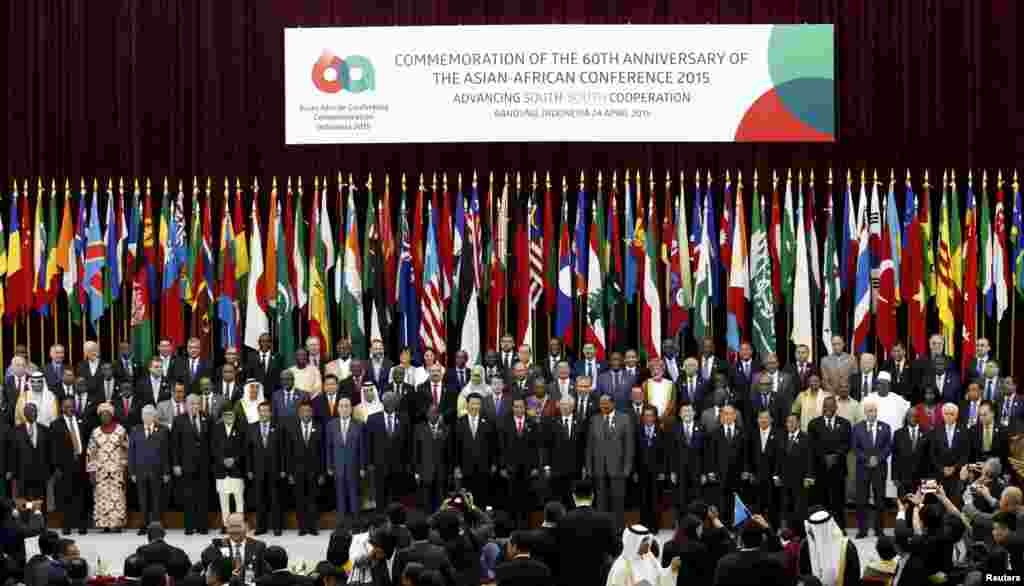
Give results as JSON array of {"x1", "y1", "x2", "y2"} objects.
[
  {"x1": 185, "y1": 530, "x2": 194, "y2": 536},
  {"x1": 220, "y1": 528, "x2": 227, "y2": 535},
  {"x1": 273, "y1": 531, "x2": 283, "y2": 537},
  {"x1": 62, "y1": 529, "x2": 71, "y2": 536},
  {"x1": 309, "y1": 530, "x2": 319, "y2": 536},
  {"x1": 199, "y1": 530, "x2": 209, "y2": 535},
  {"x1": 114, "y1": 528, "x2": 123, "y2": 534},
  {"x1": 855, "y1": 531, "x2": 868, "y2": 539},
  {"x1": 254, "y1": 530, "x2": 267, "y2": 536},
  {"x1": 137, "y1": 528, "x2": 147, "y2": 536},
  {"x1": 78, "y1": 529, "x2": 88, "y2": 535},
  {"x1": 298, "y1": 530, "x2": 308, "y2": 536},
  {"x1": 103, "y1": 528, "x2": 111, "y2": 534}
]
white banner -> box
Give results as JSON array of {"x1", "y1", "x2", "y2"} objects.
[{"x1": 285, "y1": 24, "x2": 834, "y2": 144}]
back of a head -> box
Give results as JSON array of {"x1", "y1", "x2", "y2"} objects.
[
  {"x1": 386, "y1": 503, "x2": 407, "y2": 527},
  {"x1": 874, "y1": 536, "x2": 897, "y2": 561},
  {"x1": 739, "y1": 524, "x2": 763, "y2": 549},
  {"x1": 509, "y1": 530, "x2": 534, "y2": 554},
  {"x1": 123, "y1": 555, "x2": 146, "y2": 579},
  {"x1": 39, "y1": 531, "x2": 61, "y2": 557},
  {"x1": 207, "y1": 558, "x2": 234, "y2": 585},
  {"x1": 433, "y1": 511, "x2": 462, "y2": 542},
  {"x1": 796, "y1": 576, "x2": 823, "y2": 586},
  {"x1": 920, "y1": 503, "x2": 945, "y2": 534},
  {"x1": 682, "y1": 514, "x2": 703, "y2": 540},
  {"x1": 993, "y1": 511, "x2": 1018, "y2": 532},
  {"x1": 490, "y1": 510, "x2": 513, "y2": 539},
  {"x1": 407, "y1": 513, "x2": 431, "y2": 542},
  {"x1": 415, "y1": 569, "x2": 445, "y2": 586},
  {"x1": 263, "y1": 546, "x2": 288, "y2": 572},
  {"x1": 685, "y1": 500, "x2": 708, "y2": 520},
  {"x1": 401, "y1": 561, "x2": 426, "y2": 584},
  {"x1": 65, "y1": 559, "x2": 89, "y2": 581},
  {"x1": 543, "y1": 501, "x2": 565, "y2": 525},
  {"x1": 327, "y1": 528, "x2": 353, "y2": 566},
  {"x1": 146, "y1": 523, "x2": 166, "y2": 543},
  {"x1": 141, "y1": 563, "x2": 167, "y2": 586},
  {"x1": 571, "y1": 480, "x2": 594, "y2": 502}
]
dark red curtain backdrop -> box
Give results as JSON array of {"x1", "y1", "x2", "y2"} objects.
[{"x1": 4, "y1": 0, "x2": 1023, "y2": 179}]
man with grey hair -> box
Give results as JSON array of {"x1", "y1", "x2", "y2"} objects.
[
  {"x1": 931, "y1": 402, "x2": 969, "y2": 503},
  {"x1": 76, "y1": 341, "x2": 102, "y2": 389},
  {"x1": 128, "y1": 404, "x2": 171, "y2": 533},
  {"x1": 172, "y1": 393, "x2": 210, "y2": 535},
  {"x1": 367, "y1": 390, "x2": 408, "y2": 512},
  {"x1": 849, "y1": 352, "x2": 877, "y2": 401},
  {"x1": 853, "y1": 400, "x2": 892, "y2": 537}
]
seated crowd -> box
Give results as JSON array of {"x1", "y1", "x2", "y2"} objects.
[{"x1": 0, "y1": 330, "x2": 1021, "y2": 585}]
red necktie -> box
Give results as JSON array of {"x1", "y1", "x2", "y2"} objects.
[
  {"x1": 433, "y1": 385, "x2": 440, "y2": 406},
  {"x1": 517, "y1": 418, "x2": 523, "y2": 434}
]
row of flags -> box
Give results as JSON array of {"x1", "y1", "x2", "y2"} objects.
[{"x1": 2, "y1": 169, "x2": 1022, "y2": 369}]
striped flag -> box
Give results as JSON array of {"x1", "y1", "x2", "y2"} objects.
[
  {"x1": 345, "y1": 181, "x2": 366, "y2": 355},
  {"x1": 768, "y1": 177, "x2": 783, "y2": 304},
  {"x1": 1014, "y1": 174, "x2": 1023, "y2": 298},
  {"x1": 907, "y1": 192, "x2": 927, "y2": 356},
  {"x1": 293, "y1": 180, "x2": 308, "y2": 311},
  {"x1": 217, "y1": 184, "x2": 240, "y2": 350},
  {"x1": 852, "y1": 174, "x2": 872, "y2": 352},
  {"x1": 822, "y1": 182, "x2": 840, "y2": 352},
  {"x1": 900, "y1": 174, "x2": 916, "y2": 303},
  {"x1": 981, "y1": 180, "x2": 993, "y2": 318},
  {"x1": 529, "y1": 192, "x2": 544, "y2": 326},
  {"x1": 459, "y1": 181, "x2": 483, "y2": 364},
  {"x1": 308, "y1": 179, "x2": 335, "y2": 352},
  {"x1": 664, "y1": 181, "x2": 688, "y2": 339},
  {"x1": 994, "y1": 179, "x2": 1010, "y2": 321},
  {"x1": 751, "y1": 185, "x2": 776, "y2": 356},
  {"x1": 726, "y1": 176, "x2": 749, "y2": 355},
  {"x1": 961, "y1": 186, "x2": 979, "y2": 375},
  {"x1": 623, "y1": 178, "x2": 637, "y2": 303},
  {"x1": 692, "y1": 186, "x2": 713, "y2": 344},
  {"x1": 639, "y1": 184, "x2": 661, "y2": 360},
  {"x1": 573, "y1": 185, "x2": 588, "y2": 302},
  {"x1": 85, "y1": 188, "x2": 106, "y2": 325},
  {"x1": 555, "y1": 191, "x2": 573, "y2": 343},
  {"x1": 420, "y1": 200, "x2": 446, "y2": 354},
  {"x1": 487, "y1": 181, "x2": 508, "y2": 346},
  {"x1": 791, "y1": 176, "x2": 813, "y2": 352},
  {"x1": 877, "y1": 186, "x2": 898, "y2": 354},
  {"x1": 397, "y1": 186, "x2": 420, "y2": 352},
  {"x1": 885, "y1": 176, "x2": 903, "y2": 305},
  {"x1": 780, "y1": 174, "x2": 796, "y2": 305},
  {"x1": 244, "y1": 187, "x2": 268, "y2": 351},
  {"x1": 937, "y1": 174, "x2": 956, "y2": 350}
]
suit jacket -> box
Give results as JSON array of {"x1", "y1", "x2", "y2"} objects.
[
  {"x1": 774, "y1": 430, "x2": 812, "y2": 488},
  {"x1": 496, "y1": 557, "x2": 551, "y2": 586},
  {"x1": 891, "y1": 426, "x2": 930, "y2": 489},
  {"x1": 366, "y1": 358, "x2": 393, "y2": 392},
  {"x1": 959, "y1": 399, "x2": 985, "y2": 428},
  {"x1": 700, "y1": 406, "x2": 745, "y2": 435},
  {"x1": 375, "y1": 381, "x2": 419, "y2": 423},
  {"x1": 413, "y1": 421, "x2": 450, "y2": 481},
  {"x1": 729, "y1": 360, "x2": 761, "y2": 396},
  {"x1": 635, "y1": 423, "x2": 667, "y2": 476},
  {"x1": 311, "y1": 393, "x2": 343, "y2": 429},
  {"x1": 543, "y1": 415, "x2": 586, "y2": 477},
  {"x1": 964, "y1": 355, "x2": 994, "y2": 384},
  {"x1": 417, "y1": 382, "x2": 459, "y2": 426},
  {"x1": 747, "y1": 389, "x2": 794, "y2": 429},
  {"x1": 445, "y1": 367, "x2": 473, "y2": 393},
  {"x1": 156, "y1": 399, "x2": 190, "y2": 429},
  {"x1": 595, "y1": 371, "x2": 633, "y2": 409},
  {"x1": 93, "y1": 378, "x2": 121, "y2": 406},
  {"x1": 49, "y1": 415, "x2": 87, "y2": 473},
  {"x1": 747, "y1": 427, "x2": 781, "y2": 484},
  {"x1": 215, "y1": 380, "x2": 244, "y2": 404},
  {"x1": 498, "y1": 417, "x2": 540, "y2": 474},
  {"x1": 139, "y1": 376, "x2": 171, "y2": 407},
  {"x1": 325, "y1": 418, "x2": 365, "y2": 476},
  {"x1": 203, "y1": 538, "x2": 267, "y2": 579},
  {"x1": 540, "y1": 354, "x2": 575, "y2": 383},
  {"x1": 554, "y1": 506, "x2": 617, "y2": 586},
  {"x1": 968, "y1": 423, "x2": 1008, "y2": 465},
  {"x1": 43, "y1": 363, "x2": 71, "y2": 396},
  {"x1": 705, "y1": 425, "x2": 747, "y2": 487},
  {"x1": 453, "y1": 415, "x2": 496, "y2": 475},
  {"x1": 806, "y1": 416, "x2": 851, "y2": 477},
  {"x1": 173, "y1": 357, "x2": 212, "y2": 394},
  {"x1": 484, "y1": 390, "x2": 520, "y2": 423},
  {"x1": 247, "y1": 420, "x2": 283, "y2": 480},
  {"x1": 210, "y1": 422, "x2": 247, "y2": 479},
  {"x1": 172, "y1": 414, "x2": 211, "y2": 476},
  {"x1": 880, "y1": 359, "x2": 913, "y2": 400},
  {"x1": 245, "y1": 352, "x2": 281, "y2": 394},
  {"x1": 114, "y1": 355, "x2": 144, "y2": 384},
  {"x1": 128, "y1": 425, "x2": 170, "y2": 479},
  {"x1": 573, "y1": 360, "x2": 606, "y2": 382},
  {"x1": 783, "y1": 362, "x2": 817, "y2": 393},
  {"x1": 136, "y1": 540, "x2": 192, "y2": 580},
  {"x1": 852, "y1": 420, "x2": 893, "y2": 476},
  {"x1": 286, "y1": 420, "x2": 323, "y2": 478},
  {"x1": 11, "y1": 423, "x2": 53, "y2": 488},
  {"x1": 365, "y1": 411, "x2": 408, "y2": 475},
  {"x1": 669, "y1": 421, "x2": 704, "y2": 482},
  {"x1": 0, "y1": 510, "x2": 45, "y2": 567},
  {"x1": 932, "y1": 370, "x2": 963, "y2": 404},
  {"x1": 586, "y1": 412, "x2": 634, "y2": 478},
  {"x1": 75, "y1": 360, "x2": 104, "y2": 391},
  {"x1": 675, "y1": 375, "x2": 709, "y2": 411},
  {"x1": 713, "y1": 549, "x2": 788, "y2": 586},
  {"x1": 929, "y1": 425, "x2": 969, "y2": 476},
  {"x1": 114, "y1": 395, "x2": 143, "y2": 429},
  {"x1": 271, "y1": 388, "x2": 308, "y2": 424},
  {"x1": 394, "y1": 541, "x2": 455, "y2": 585},
  {"x1": 848, "y1": 370, "x2": 879, "y2": 401}
]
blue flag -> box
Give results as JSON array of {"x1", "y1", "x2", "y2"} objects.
[
  {"x1": 623, "y1": 181, "x2": 636, "y2": 303},
  {"x1": 733, "y1": 493, "x2": 752, "y2": 528},
  {"x1": 397, "y1": 192, "x2": 420, "y2": 352}
]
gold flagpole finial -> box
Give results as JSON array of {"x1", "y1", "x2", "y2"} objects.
[
  {"x1": 22, "y1": 178, "x2": 27, "y2": 192},
  {"x1": 1012, "y1": 170, "x2": 1019, "y2": 191},
  {"x1": 828, "y1": 168, "x2": 834, "y2": 185},
  {"x1": 503, "y1": 172, "x2": 509, "y2": 188},
  {"x1": 706, "y1": 169, "x2": 712, "y2": 186},
  {"x1": 36, "y1": 177, "x2": 42, "y2": 192},
  {"x1": 385, "y1": 173, "x2": 391, "y2": 190},
  {"x1": 367, "y1": 173, "x2": 374, "y2": 190},
  {"x1": 859, "y1": 169, "x2": 865, "y2": 184},
  {"x1": 399, "y1": 172, "x2": 406, "y2": 191},
  {"x1": 286, "y1": 176, "x2": 292, "y2": 190},
  {"x1": 314, "y1": 176, "x2": 319, "y2": 190},
  {"x1": 545, "y1": 171, "x2": 551, "y2": 190},
  {"x1": 738, "y1": 169, "x2": 743, "y2": 184},
  {"x1": 788, "y1": 168, "x2": 794, "y2": 183},
  {"x1": 146, "y1": 177, "x2": 152, "y2": 192},
  {"x1": 808, "y1": 169, "x2": 814, "y2": 184},
  {"x1": 530, "y1": 171, "x2": 536, "y2": 190},
  {"x1": 516, "y1": 171, "x2": 521, "y2": 191},
  {"x1": 90, "y1": 177, "x2": 96, "y2": 192},
  {"x1": 597, "y1": 170, "x2": 603, "y2": 191},
  {"x1": 178, "y1": 179, "x2": 183, "y2": 193},
  {"x1": 693, "y1": 169, "x2": 699, "y2": 186},
  {"x1": 799, "y1": 169, "x2": 804, "y2": 184},
  {"x1": 460, "y1": 172, "x2": 464, "y2": 192},
  {"x1": 64, "y1": 178, "x2": 69, "y2": 192},
  {"x1": 236, "y1": 176, "x2": 242, "y2": 190},
  {"x1": 906, "y1": 169, "x2": 911, "y2": 186},
  {"x1": 432, "y1": 172, "x2": 438, "y2": 191},
  {"x1": 580, "y1": 170, "x2": 585, "y2": 190},
  {"x1": 997, "y1": 169, "x2": 1003, "y2": 189},
  {"x1": 664, "y1": 169, "x2": 670, "y2": 187},
  {"x1": 679, "y1": 169, "x2": 684, "y2": 186},
  {"x1": 272, "y1": 177, "x2": 277, "y2": 190},
  {"x1": 726, "y1": 169, "x2": 731, "y2": 184},
  {"x1": 163, "y1": 177, "x2": 168, "y2": 193},
  {"x1": 107, "y1": 177, "x2": 113, "y2": 191},
  {"x1": 224, "y1": 177, "x2": 230, "y2": 194},
  {"x1": 981, "y1": 170, "x2": 986, "y2": 190},
  {"x1": 562, "y1": 175, "x2": 567, "y2": 192},
  {"x1": 443, "y1": 172, "x2": 449, "y2": 192},
  {"x1": 648, "y1": 169, "x2": 654, "y2": 190},
  {"x1": 119, "y1": 177, "x2": 125, "y2": 191},
  {"x1": 418, "y1": 173, "x2": 424, "y2": 191},
  {"x1": 923, "y1": 169, "x2": 930, "y2": 188},
  {"x1": 773, "y1": 169, "x2": 779, "y2": 188},
  {"x1": 889, "y1": 169, "x2": 895, "y2": 186},
  {"x1": 752, "y1": 169, "x2": 757, "y2": 185},
  {"x1": 48, "y1": 178, "x2": 54, "y2": 193},
  {"x1": 347, "y1": 172, "x2": 353, "y2": 187},
  {"x1": 873, "y1": 168, "x2": 878, "y2": 185},
  {"x1": 134, "y1": 178, "x2": 140, "y2": 192}
]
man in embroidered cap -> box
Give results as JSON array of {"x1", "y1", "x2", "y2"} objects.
[
  {"x1": 799, "y1": 507, "x2": 861, "y2": 586},
  {"x1": 605, "y1": 525, "x2": 679, "y2": 586}
]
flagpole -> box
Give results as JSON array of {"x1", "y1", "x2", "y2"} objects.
[
  {"x1": 579, "y1": 170, "x2": 587, "y2": 354},
  {"x1": 546, "y1": 171, "x2": 553, "y2": 348},
  {"x1": 531, "y1": 170, "x2": 539, "y2": 357},
  {"x1": 993, "y1": 170, "x2": 1001, "y2": 361},
  {"x1": 979, "y1": 170, "x2": 986, "y2": 343},
  {"x1": 663, "y1": 170, "x2": 671, "y2": 346},
  {"x1": 1011, "y1": 171, "x2": 1019, "y2": 377}
]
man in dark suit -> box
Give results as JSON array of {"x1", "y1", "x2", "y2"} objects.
[
  {"x1": 881, "y1": 342, "x2": 913, "y2": 401},
  {"x1": 633, "y1": 405, "x2": 666, "y2": 531},
  {"x1": 413, "y1": 405, "x2": 450, "y2": 512},
  {"x1": 747, "y1": 409, "x2": 781, "y2": 529},
  {"x1": 215, "y1": 363, "x2": 244, "y2": 403},
  {"x1": 891, "y1": 409, "x2": 929, "y2": 497},
  {"x1": 367, "y1": 339, "x2": 393, "y2": 392},
  {"x1": 136, "y1": 523, "x2": 191, "y2": 580},
  {"x1": 570, "y1": 378, "x2": 599, "y2": 436},
  {"x1": 53, "y1": 364, "x2": 78, "y2": 404},
  {"x1": 586, "y1": 394, "x2": 634, "y2": 529},
  {"x1": 543, "y1": 396, "x2": 586, "y2": 507},
  {"x1": 730, "y1": 342, "x2": 760, "y2": 397},
  {"x1": 496, "y1": 530, "x2": 552, "y2": 586},
  {"x1": 547, "y1": 362, "x2": 575, "y2": 406},
  {"x1": 748, "y1": 373, "x2": 789, "y2": 432},
  {"x1": 622, "y1": 349, "x2": 648, "y2": 386},
  {"x1": 783, "y1": 344, "x2": 817, "y2": 394},
  {"x1": 419, "y1": 365, "x2": 458, "y2": 426},
  {"x1": 498, "y1": 335, "x2": 517, "y2": 372},
  {"x1": 366, "y1": 391, "x2": 409, "y2": 513},
  {"x1": 247, "y1": 401, "x2": 284, "y2": 536},
  {"x1": 139, "y1": 358, "x2": 171, "y2": 408},
  {"x1": 51, "y1": 397, "x2": 88, "y2": 534},
  {"x1": 287, "y1": 401, "x2": 323, "y2": 535},
  {"x1": 128, "y1": 405, "x2": 170, "y2": 533},
  {"x1": 485, "y1": 377, "x2": 519, "y2": 424},
  {"x1": 94, "y1": 363, "x2": 120, "y2": 405},
  {"x1": 10, "y1": 400, "x2": 52, "y2": 508},
  {"x1": 712, "y1": 520, "x2": 788, "y2": 586},
  {"x1": 453, "y1": 392, "x2": 497, "y2": 507},
  {"x1": 171, "y1": 394, "x2": 210, "y2": 535},
  {"x1": 775, "y1": 414, "x2": 812, "y2": 536},
  {"x1": 704, "y1": 404, "x2": 746, "y2": 526},
  {"x1": 325, "y1": 397, "x2": 364, "y2": 525},
  {"x1": 71, "y1": 375, "x2": 99, "y2": 439},
  {"x1": 173, "y1": 338, "x2": 211, "y2": 395},
  {"x1": 270, "y1": 370, "x2": 306, "y2": 428},
  {"x1": 384, "y1": 366, "x2": 420, "y2": 425},
  {"x1": 969, "y1": 401, "x2": 1007, "y2": 465},
  {"x1": 574, "y1": 343, "x2": 606, "y2": 382},
  {"x1": 245, "y1": 334, "x2": 280, "y2": 394},
  {"x1": 753, "y1": 354, "x2": 795, "y2": 424},
  {"x1": 211, "y1": 409, "x2": 247, "y2": 529},
  {"x1": 596, "y1": 353, "x2": 633, "y2": 410},
  {"x1": 337, "y1": 360, "x2": 370, "y2": 408},
  {"x1": 932, "y1": 355, "x2": 962, "y2": 404},
  {"x1": 554, "y1": 481, "x2": 618, "y2": 586},
  {"x1": 311, "y1": 374, "x2": 343, "y2": 430},
  {"x1": 202, "y1": 514, "x2": 268, "y2": 581},
  {"x1": 115, "y1": 341, "x2": 143, "y2": 385},
  {"x1": 114, "y1": 381, "x2": 143, "y2": 429},
  {"x1": 853, "y1": 401, "x2": 892, "y2": 537},
  {"x1": 542, "y1": 338, "x2": 573, "y2": 383},
  {"x1": 499, "y1": 397, "x2": 541, "y2": 529},
  {"x1": 44, "y1": 345, "x2": 69, "y2": 394},
  {"x1": 675, "y1": 358, "x2": 708, "y2": 411},
  {"x1": 394, "y1": 512, "x2": 455, "y2": 582},
  {"x1": 75, "y1": 342, "x2": 104, "y2": 392},
  {"x1": 446, "y1": 350, "x2": 472, "y2": 393},
  {"x1": 669, "y1": 403, "x2": 704, "y2": 510},
  {"x1": 931, "y1": 402, "x2": 969, "y2": 503},
  {"x1": 964, "y1": 337, "x2": 993, "y2": 383},
  {"x1": 848, "y1": 352, "x2": 879, "y2": 401},
  {"x1": 807, "y1": 396, "x2": 851, "y2": 530}
]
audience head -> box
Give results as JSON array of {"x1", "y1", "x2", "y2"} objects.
[
  {"x1": 39, "y1": 530, "x2": 61, "y2": 557},
  {"x1": 326, "y1": 526, "x2": 352, "y2": 567},
  {"x1": 123, "y1": 555, "x2": 146, "y2": 579},
  {"x1": 993, "y1": 511, "x2": 1017, "y2": 545},
  {"x1": 739, "y1": 523, "x2": 765, "y2": 549},
  {"x1": 407, "y1": 513, "x2": 431, "y2": 542},
  {"x1": 314, "y1": 561, "x2": 345, "y2": 586},
  {"x1": 141, "y1": 564, "x2": 167, "y2": 586},
  {"x1": 543, "y1": 501, "x2": 565, "y2": 526},
  {"x1": 263, "y1": 546, "x2": 288, "y2": 572},
  {"x1": 508, "y1": 530, "x2": 535, "y2": 557},
  {"x1": 400, "y1": 562, "x2": 425, "y2": 586},
  {"x1": 999, "y1": 486, "x2": 1023, "y2": 513},
  {"x1": 875, "y1": 536, "x2": 897, "y2": 561},
  {"x1": 205, "y1": 558, "x2": 233, "y2": 586},
  {"x1": 65, "y1": 558, "x2": 88, "y2": 582},
  {"x1": 226, "y1": 512, "x2": 248, "y2": 544},
  {"x1": 572, "y1": 480, "x2": 595, "y2": 506},
  {"x1": 942, "y1": 403, "x2": 959, "y2": 425},
  {"x1": 146, "y1": 522, "x2": 166, "y2": 543},
  {"x1": 56, "y1": 538, "x2": 79, "y2": 561}
]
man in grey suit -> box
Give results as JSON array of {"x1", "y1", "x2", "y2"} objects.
[
  {"x1": 128, "y1": 405, "x2": 171, "y2": 534},
  {"x1": 586, "y1": 393, "x2": 633, "y2": 529},
  {"x1": 700, "y1": 389, "x2": 745, "y2": 434},
  {"x1": 325, "y1": 397, "x2": 364, "y2": 524}
]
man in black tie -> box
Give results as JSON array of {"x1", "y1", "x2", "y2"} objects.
[
  {"x1": 705, "y1": 405, "x2": 746, "y2": 526},
  {"x1": 388, "y1": 366, "x2": 420, "y2": 424},
  {"x1": 596, "y1": 353, "x2": 631, "y2": 410},
  {"x1": 45, "y1": 344, "x2": 68, "y2": 395},
  {"x1": 731, "y1": 342, "x2": 759, "y2": 396},
  {"x1": 623, "y1": 349, "x2": 647, "y2": 385},
  {"x1": 775, "y1": 414, "x2": 811, "y2": 537},
  {"x1": 366, "y1": 391, "x2": 409, "y2": 513},
  {"x1": 96, "y1": 363, "x2": 120, "y2": 405},
  {"x1": 677, "y1": 358, "x2": 704, "y2": 410},
  {"x1": 499, "y1": 334, "x2": 517, "y2": 373},
  {"x1": 634, "y1": 405, "x2": 666, "y2": 531},
  {"x1": 128, "y1": 405, "x2": 171, "y2": 533},
  {"x1": 586, "y1": 394, "x2": 633, "y2": 529},
  {"x1": 413, "y1": 405, "x2": 449, "y2": 512},
  {"x1": 930, "y1": 403, "x2": 968, "y2": 504},
  {"x1": 286, "y1": 402, "x2": 323, "y2": 535},
  {"x1": 747, "y1": 409, "x2": 781, "y2": 529},
  {"x1": 174, "y1": 338, "x2": 210, "y2": 395},
  {"x1": 571, "y1": 376, "x2": 598, "y2": 437},
  {"x1": 544, "y1": 338, "x2": 573, "y2": 382},
  {"x1": 247, "y1": 401, "x2": 283, "y2": 535},
  {"x1": 853, "y1": 402, "x2": 892, "y2": 538},
  {"x1": 891, "y1": 410, "x2": 928, "y2": 497},
  {"x1": 56, "y1": 368, "x2": 77, "y2": 403},
  {"x1": 171, "y1": 394, "x2": 210, "y2": 535},
  {"x1": 245, "y1": 334, "x2": 280, "y2": 394},
  {"x1": 454, "y1": 393, "x2": 497, "y2": 506},
  {"x1": 784, "y1": 344, "x2": 816, "y2": 393},
  {"x1": 574, "y1": 343, "x2": 605, "y2": 382},
  {"x1": 116, "y1": 341, "x2": 142, "y2": 384},
  {"x1": 881, "y1": 342, "x2": 912, "y2": 401},
  {"x1": 446, "y1": 350, "x2": 471, "y2": 393},
  {"x1": 544, "y1": 396, "x2": 585, "y2": 507},
  {"x1": 668, "y1": 404, "x2": 703, "y2": 510},
  {"x1": 499, "y1": 397, "x2": 540, "y2": 528},
  {"x1": 52, "y1": 397, "x2": 88, "y2": 534},
  {"x1": 71, "y1": 378, "x2": 97, "y2": 437},
  {"x1": 807, "y1": 397, "x2": 851, "y2": 529}
]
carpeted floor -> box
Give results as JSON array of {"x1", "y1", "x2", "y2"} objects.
[{"x1": 58, "y1": 528, "x2": 882, "y2": 576}]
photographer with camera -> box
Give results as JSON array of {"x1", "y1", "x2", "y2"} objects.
[{"x1": 0, "y1": 497, "x2": 45, "y2": 574}]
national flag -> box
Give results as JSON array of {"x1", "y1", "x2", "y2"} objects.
[
  {"x1": 606, "y1": 183, "x2": 625, "y2": 350},
  {"x1": 690, "y1": 176, "x2": 703, "y2": 282},
  {"x1": 949, "y1": 174, "x2": 963, "y2": 319},
  {"x1": 45, "y1": 181, "x2": 60, "y2": 310},
  {"x1": 365, "y1": 178, "x2": 386, "y2": 352},
  {"x1": 706, "y1": 178, "x2": 722, "y2": 307},
  {"x1": 885, "y1": 176, "x2": 903, "y2": 305},
  {"x1": 84, "y1": 188, "x2": 106, "y2": 325},
  {"x1": 420, "y1": 200, "x2": 447, "y2": 355},
  {"x1": 129, "y1": 180, "x2": 155, "y2": 364},
  {"x1": 822, "y1": 182, "x2": 840, "y2": 353},
  {"x1": 233, "y1": 181, "x2": 250, "y2": 307},
  {"x1": 936, "y1": 173, "x2": 956, "y2": 351},
  {"x1": 573, "y1": 184, "x2": 588, "y2": 302},
  {"x1": 277, "y1": 184, "x2": 296, "y2": 366},
  {"x1": 33, "y1": 180, "x2": 53, "y2": 314},
  {"x1": 877, "y1": 190, "x2": 898, "y2": 354},
  {"x1": 780, "y1": 173, "x2": 797, "y2": 305},
  {"x1": 841, "y1": 176, "x2": 856, "y2": 297},
  {"x1": 869, "y1": 175, "x2": 882, "y2": 311},
  {"x1": 191, "y1": 181, "x2": 215, "y2": 357},
  {"x1": 380, "y1": 176, "x2": 397, "y2": 308},
  {"x1": 733, "y1": 493, "x2": 753, "y2": 529},
  {"x1": 160, "y1": 181, "x2": 186, "y2": 345},
  {"x1": 0, "y1": 212, "x2": 5, "y2": 317},
  {"x1": 980, "y1": 179, "x2": 993, "y2": 318},
  {"x1": 751, "y1": 184, "x2": 776, "y2": 356},
  {"x1": 108, "y1": 180, "x2": 126, "y2": 302},
  {"x1": 1014, "y1": 173, "x2": 1023, "y2": 298},
  {"x1": 720, "y1": 178, "x2": 734, "y2": 278},
  {"x1": 343, "y1": 182, "x2": 365, "y2": 356},
  {"x1": 397, "y1": 181, "x2": 420, "y2": 352},
  {"x1": 437, "y1": 177, "x2": 454, "y2": 303},
  {"x1": 6, "y1": 183, "x2": 23, "y2": 319},
  {"x1": 308, "y1": 178, "x2": 335, "y2": 353},
  {"x1": 333, "y1": 178, "x2": 345, "y2": 307},
  {"x1": 244, "y1": 184, "x2": 268, "y2": 351},
  {"x1": 806, "y1": 177, "x2": 821, "y2": 299},
  {"x1": 217, "y1": 182, "x2": 240, "y2": 350},
  {"x1": 639, "y1": 186, "x2": 661, "y2": 360},
  {"x1": 555, "y1": 191, "x2": 573, "y2": 344},
  {"x1": 961, "y1": 186, "x2": 979, "y2": 376},
  {"x1": 907, "y1": 192, "x2": 927, "y2": 356},
  {"x1": 451, "y1": 179, "x2": 465, "y2": 317},
  {"x1": 994, "y1": 178, "x2": 1010, "y2": 321},
  {"x1": 527, "y1": 191, "x2": 544, "y2": 346},
  {"x1": 583, "y1": 199, "x2": 607, "y2": 360},
  {"x1": 664, "y1": 180, "x2": 687, "y2": 339},
  {"x1": 623, "y1": 177, "x2": 637, "y2": 303},
  {"x1": 726, "y1": 176, "x2": 749, "y2": 355},
  {"x1": 544, "y1": 176, "x2": 557, "y2": 313},
  {"x1": 459, "y1": 180, "x2": 483, "y2": 364},
  {"x1": 791, "y1": 177, "x2": 813, "y2": 352},
  {"x1": 692, "y1": 185, "x2": 713, "y2": 345},
  {"x1": 675, "y1": 173, "x2": 693, "y2": 315},
  {"x1": 900, "y1": 173, "x2": 916, "y2": 303},
  {"x1": 852, "y1": 173, "x2": 872, "y2": 352},
  {"x1": 487, "y1": 180, "x2": 508, "y2": 346},
  {"x1": 293, "y1": 179, "x2": 308, "y2": 311},
  {"x1": 57, "y1": 181, "x2": 76, "y2": 318},
  {"x1": 767, "y1": 175, "x2": 783, "y2": 304},
  {"x1": 921, "y1": 176, "x2": 935, "y2": 298},
  {"x1": 263, "y1": 180, "x2": 278, "y2": 314}
]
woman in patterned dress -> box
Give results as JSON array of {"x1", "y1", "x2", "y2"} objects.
[{"x1": 86, "y1": 402, "x2": 129, "y2": 532}]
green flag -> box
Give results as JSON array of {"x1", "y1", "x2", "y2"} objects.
[
  {"x1": 277, "y1": 189, "x2": 296, "y2": 367},
  {"x1": 979, "y1": 182, "x2": 991, "y2": 291},
  {"x1": 780, "y1": 175, "x2": 797, "y2": 305},
  {"x1": 750, "y1": 188, "x2": 776, "y2": 356},
  {"x1": 343, "y1": 184, "x2": 366, "y2": 357}
]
